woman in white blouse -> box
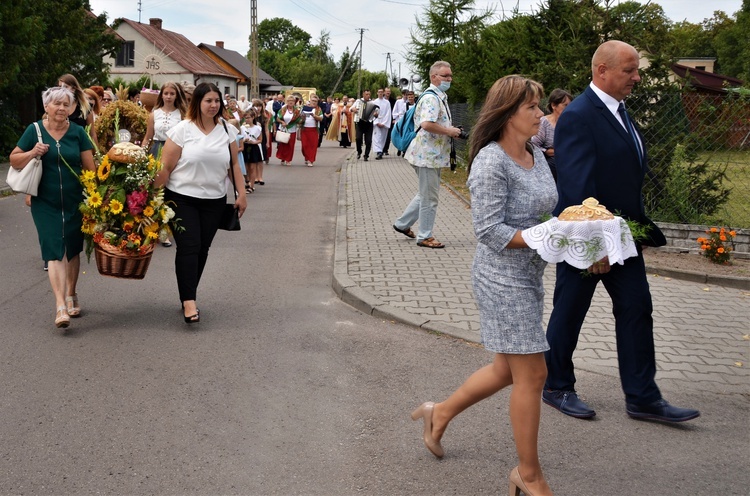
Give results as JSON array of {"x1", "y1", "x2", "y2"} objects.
[
  {"x1": 275, "y1": 94, "x2": 303, "y2": 166},
  {"x1": 300, "y1": 94, "x2": 323, "y2": 166},
  {"x1": 155, "y1": 82, "x2": 247, "y2": 323}
]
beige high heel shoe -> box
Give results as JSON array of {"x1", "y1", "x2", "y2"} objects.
[
  {"x1": 410, "y1": 401, "x2": 444, "y2": 458},
  {"x1": 55, "y1": 306, "x2": 70, "y2": 328},
  {"x1": 509, "y1": 466, "x2": 532, "y2": 496},
  {"x1": 65, "y1": 294, "x2": 80, "y2": 317}
]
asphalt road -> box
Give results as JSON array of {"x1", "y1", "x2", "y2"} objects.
[{"x1": 0, "y1": 142, "x2": 747, "y2": 495}]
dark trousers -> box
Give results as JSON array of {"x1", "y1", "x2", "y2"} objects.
[
  {"x1": 165, "y1": 189, "x2": 226, "y2": 303},
  {"x1": 544, "y1": 254, "x2": 661, "y2": 405},
  {"x1": 384, "y1": 124, "x2": 392, "y2": 154},
  {"x1": 318, "y1": 116, "x2": 330, "y2": 146},
  {"x1": 356, "y1": 121, "x2": 373, "y2": 158}
]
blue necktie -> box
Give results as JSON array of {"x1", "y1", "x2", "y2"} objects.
[{"x1": 618, "y1": 102, "x2": 643, "y2": 167}]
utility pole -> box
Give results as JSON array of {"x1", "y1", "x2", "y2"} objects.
[
  {"x1": 384, "y1": 52, "x2": 394, "y2": 84},
  {"x1": 329, "y1": 39, "x2": 361, "y2": 97},
  {"x1": 250, "y1": 0, "x2": 259, "y2": 99},
  {"x1": 137, "y1": 0, "x2": 142, "y2": 23},
  {"x1": 356, "y1": 28, "x2": 367, "y2": 97}
]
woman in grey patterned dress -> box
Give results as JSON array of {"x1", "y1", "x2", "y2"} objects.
[{"x1": 411, "y1": 76, "x2": 556, "y2": 496}]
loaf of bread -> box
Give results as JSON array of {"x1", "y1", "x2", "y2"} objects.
[
  {"x1": 558, "y1": 197, "x2": 614, "y2": 221},
  {"x1": 106, "y1": 142, "x2": 146, "y2": 164}
]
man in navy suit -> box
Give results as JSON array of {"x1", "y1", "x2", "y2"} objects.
[{"x1": 543, "y1": 40, "x2": 700, "y2": 423}]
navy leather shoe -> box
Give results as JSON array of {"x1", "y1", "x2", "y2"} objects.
[
  {"x1": 542, "y1": 389, "x2": 596, "y2": 419},
  {"x1": 626, "y1": 399, "x2": 700, "y2": 423}
]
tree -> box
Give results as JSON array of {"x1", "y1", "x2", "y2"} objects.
[
  {"x1": 407, "y1": 0, "x2": 493, "y2": 102},
  {"x1": 0, "y1": 0, "x2": 119, "y2": 156},
  {"x1": 669, "y1": 21, "x2": 715, "y2": 59},
  {"x1": 255, "y1": 18, "x2": 341, "y2": 95},
  {"x1": 712, "y1": 0, "x2": 750, "y2": 81},
  {"x1": 257, "y1": 18, "x2": 311, "y2": 56},
  {"x1": 340, "y1": 70, "x2": 389, "y2": 98}
]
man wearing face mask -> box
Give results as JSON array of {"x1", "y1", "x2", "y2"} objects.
[{"x1": 392, "y1": 61, "x2": 462, "y2": 249}]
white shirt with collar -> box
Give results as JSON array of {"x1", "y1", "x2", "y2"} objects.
[
  {"x1": 590, "y1": 82, "x2": 626, "y2": 129},
  {"x1": 589, "y1": 82, "x2": 642, "y2": 149}
]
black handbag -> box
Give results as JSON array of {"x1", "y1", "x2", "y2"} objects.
[
  {"x1": 219, "y1": 120, "x2": 241, "y2": 231},
  {"x1": 219, "y1": 203, "x2": 241, "y2": 231}
]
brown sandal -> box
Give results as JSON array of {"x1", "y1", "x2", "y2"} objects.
[
  {"x1": 417, "y1": 237, "x2": 445, "y2": 249},
  {"x1": 393, "y1": 225, "x2": 416, "y2": 239}
]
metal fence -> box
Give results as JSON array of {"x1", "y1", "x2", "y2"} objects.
[{"x1": 450, "y1": 90, "x2": 750, "y2": 229}]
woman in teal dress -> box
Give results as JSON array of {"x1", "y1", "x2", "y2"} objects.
[{"x1": 10, "y1": 86, "x2": 96, "y2": 329}]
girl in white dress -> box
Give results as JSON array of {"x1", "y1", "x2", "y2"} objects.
[
  {"x1": 242, "y1": 111, "x2": 264, "y2": 191},
  {"x1": 143, "y1": 82, "x2": 188, "y2": 158}
]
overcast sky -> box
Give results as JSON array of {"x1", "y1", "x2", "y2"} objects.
[{"x1": 87, "y1": 0, "x2": 742, "y2": 78}]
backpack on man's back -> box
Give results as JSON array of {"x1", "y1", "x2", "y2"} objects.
[{"x1": 391, "y1": 90, "x2": 437, "y2": 153}]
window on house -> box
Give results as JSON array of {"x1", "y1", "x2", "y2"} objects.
[
  {"x1": 115, "y1": 41, "x2": 135, "y2": 67},
  {"x1": 695, "y1": 66, "x2": 706, "y2": 71}
]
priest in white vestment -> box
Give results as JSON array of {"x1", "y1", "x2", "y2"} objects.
[{"x1": 373, "y1": 88, "x2": 392, "y2": 159}]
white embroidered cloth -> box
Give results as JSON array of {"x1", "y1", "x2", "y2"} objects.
[{"x1": 521, "y1": 217, "x2": 638, "y2": 269}]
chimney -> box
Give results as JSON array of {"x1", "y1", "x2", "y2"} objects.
[
  {"x1": 149, "y1": 18, "x2": 162, "y2": 29},
  {"x1": 216, "y1": 41, "x2": 224, "y2": 49}
]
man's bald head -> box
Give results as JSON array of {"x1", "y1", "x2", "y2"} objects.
[
  {"x1": 592, "y1": 40, "x2": 637, "y2": 74},
  {"x1": 591, "y1": 40, "x2": 641, "y2": 101}
]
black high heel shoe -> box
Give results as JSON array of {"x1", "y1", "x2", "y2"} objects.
[{"x1": 184, "y1": 308, "x2": 200, "y2": 323}]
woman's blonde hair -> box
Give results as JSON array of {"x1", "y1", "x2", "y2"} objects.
[
  {"x1": 468, "y1": 75, "x2": 544, "y2": 171},
  {"x1": 58, "y1": 73, "x2": 91, "y2": 118}
]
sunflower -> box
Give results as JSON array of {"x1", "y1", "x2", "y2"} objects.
[
  {"x1": 143, "y1": 221, "x2": 159, "y2": 234},
  {"x1": 109, "y1": 199, "x2": 124, "y2": 215},
  {"x1": 81, "y1": 218, "x2": 96, "y2": 235},
  {"x1": 97, "y1": 157, "x2": 111, "y2": 181},
  {"x1": 87, "y1": 191, "x2": 103, "y2": 208},
  {"x1": 82, "y1": 170, "x2": 96, "y2": 182}
]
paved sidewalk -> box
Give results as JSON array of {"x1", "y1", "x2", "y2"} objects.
[{"x1": 333, "y1": 153, "x2": 750, "y2": 396}]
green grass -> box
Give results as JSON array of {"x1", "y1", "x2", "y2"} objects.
[
  {"x1": 698, "y1": 151, "x2": 750, "y2": 228},
  {"x1": 442, "y1": 164, "x2": 470, "y2": 201}
]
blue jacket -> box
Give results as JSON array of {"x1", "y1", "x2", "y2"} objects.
[{"x1": 554, "y1": 86, "x2": 665, "y2": 247}]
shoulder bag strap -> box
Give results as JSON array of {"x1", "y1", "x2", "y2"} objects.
[
  {"x1": 34, "y1": 122, "x2": 43, "y2": 144},
  {"x1": 221, "y1": 119, "x2": 238, "y2": 202}
]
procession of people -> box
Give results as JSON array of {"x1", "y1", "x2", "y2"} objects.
[{"x1": 8, "y1": 42, "x2": 707, "y2": 495}]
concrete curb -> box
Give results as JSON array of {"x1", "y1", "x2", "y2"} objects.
[{"x1": 645, "y1": 266, "x2": 750, "y2": 291}]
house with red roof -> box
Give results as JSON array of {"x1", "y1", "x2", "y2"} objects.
[{"x1": 106, "y1": 18, "x2": 241, "y2": 97}]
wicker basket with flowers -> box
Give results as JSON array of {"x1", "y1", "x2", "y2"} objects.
[{"x1": 65, "y1": 117, "x2": 179, "y2": 278}]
